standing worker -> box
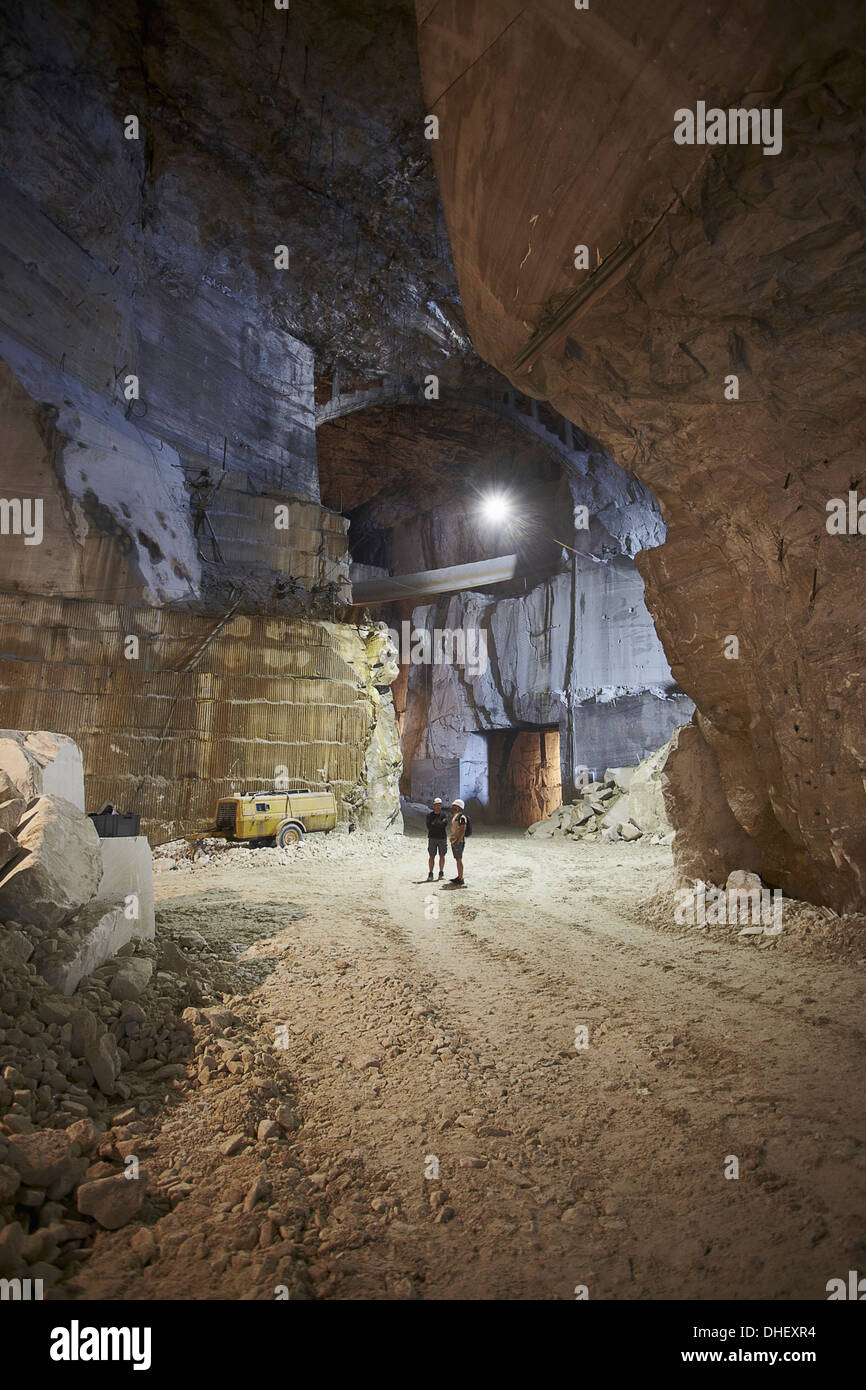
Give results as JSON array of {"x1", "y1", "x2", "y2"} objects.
[
  {"x1": 450, "y1": 797, "x2": 470, "y2": 887},
  {"x1": 426, "y1": 797, "x2": 448, "y2": 881}
]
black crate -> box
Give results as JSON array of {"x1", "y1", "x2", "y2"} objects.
[{"x1": 88, "y1": 811, "x2": 141, "y2": 838}]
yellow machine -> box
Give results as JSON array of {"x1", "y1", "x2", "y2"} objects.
[{"x1": 213, "y1": 781, "x2": 337, "y2": 848}]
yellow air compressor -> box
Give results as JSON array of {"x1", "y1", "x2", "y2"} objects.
[{"x1": 213, "y1": 781, "x2": 337, "y2": 848}]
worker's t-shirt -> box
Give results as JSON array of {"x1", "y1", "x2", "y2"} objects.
[
  {"x1": 426, "y1": 810, "x2": 448, "y2": 839},
  {"x1": 450, "y1": 813, "x2": 467, "y2": 844}
]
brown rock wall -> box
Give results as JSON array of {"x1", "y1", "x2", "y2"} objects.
[{"x1": 416, "y1": 0, "x2": 866, "y2": 908}]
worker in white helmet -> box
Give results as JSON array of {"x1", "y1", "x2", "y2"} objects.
[{"x1": 449, "y1": 797, "x2": 470, "y2": 887}]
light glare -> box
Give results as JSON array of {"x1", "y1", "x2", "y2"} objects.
[{"x1": 481, "y1": 492, "x2": 511, "y2": 523}]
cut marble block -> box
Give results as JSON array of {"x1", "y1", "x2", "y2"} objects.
[
  {"x1": 40, "y1": 900, "x2": 133, "y2": 996},
  {"x1": 93, "y1": 835, "x2": 155, "y2": 941}
]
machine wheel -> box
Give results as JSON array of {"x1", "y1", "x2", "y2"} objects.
[{"x1": 276, "y1": 822, "x2": 304, "y2": 848}]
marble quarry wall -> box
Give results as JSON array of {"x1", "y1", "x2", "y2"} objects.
[
  {"x1": 0, "y1": 596, "x2": 401, "y2": 841},
  {"x1": 416, "y1": 0, "x2": 866, "y2": 908},
  {"x1": 400, "y1": 557, "x2": 693, "y2": 815},
  {"x1": 0, "y1": 0, "x2": 403, "y2": 829}
]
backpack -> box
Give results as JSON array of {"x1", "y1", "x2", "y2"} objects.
[{"x1": 462, "y1": 813, "x2": 472, "y2": 838}]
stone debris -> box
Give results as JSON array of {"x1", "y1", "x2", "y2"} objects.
[
  {"x1": 0, "y1": 814, "x2": 336, "y2": 1298},
  {"x1": 527, "y1": 739, "x2": 676, "y2": 844},
  {"x1": 0, "y1": 737, "x2": 154, "y2": 999},
  {"x1": 153, "y1": 826, "x2": 406, "y2": 875}
]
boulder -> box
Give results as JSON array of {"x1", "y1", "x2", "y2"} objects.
[
  {"x1": 0, "y1": 1222, "x2": 25, "y2": 1273},
  {"x1": 580, "y1": 781, "x2": 608, "y2": 798},
  {"x1": 726, "y1": 869, "x2": 764, "y2": 894},
  {"x1": 93, "y1": 836, "x2": 155, "y2": 940},
  {"x1": 160, "y1": 940, "x2": 192, "y2": 975},
  {"x1": 109, "y1": 957, "x2": 153, "y2": 1001},
  {"x1": 625, "y1": 740, "x2": 674, "y2": 834},
  {"x1": 0, "y1": 1164, "x2": 21, "y2": 1202},
  {"x1": 0, "y1": 927, "x2": 33, "y2": 967},
  {"x1": 620, "y1": 822, "x2": 643, "y2": 841},
  {"x1": 201, "y1": 1006, "x2": 238, "y2": 1031},
  {"x1": 0, "y1": 794, "x2": 101, "y2": 929},
  {"x1": 604, "y1": 766, "x2": 636, "y2": 794},
  {"x1": 77, "y1": 1173, "x2": 144, "y2": 1229},
  {"x1": 85, "y1": 1031, "x2": 120, "y2": 1094},
  {"x1": 6, "y1": 1129, "x2": 75, "y2": 1187},
  {"x1": 0, "y1": 731, "x2": 86, "y2": 810},
  {"x1": 601, "y1": 794, "x2": 627, "y2": 828},
  {"x1": 526, "y1": 819, "x2": 555, "y2": 838},
  {"x1": 69, "y1": 1006, "x2": 100, "y2": 1059},
  {"x1": 67, "y1": 1118, "x2": 101, "y2": 1154},
  {"x1": 662, "y1": 721, "x2": 764, "y2": 888}
]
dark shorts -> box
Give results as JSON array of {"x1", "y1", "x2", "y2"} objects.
[
  {"x1": 428, "y1": 836, "x2": 447, "y2": 856},
  {"x1": 451, "y1": 838, "x2": 465, "y2": 858}
]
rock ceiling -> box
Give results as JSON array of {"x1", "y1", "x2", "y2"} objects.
[{"x1": 415, "y1": 0, "x2": 866, "y2": 910}]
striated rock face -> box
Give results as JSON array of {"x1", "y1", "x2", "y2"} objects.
[{"x1": 416, "y1": 0, "x2": 866, "y2": 909}]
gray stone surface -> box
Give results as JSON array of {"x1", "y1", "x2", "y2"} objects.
[
  {"x1": 93, "y1": 836, "x2": 155, "y2": 941},
  {"x1": 403, "y1": 559, "x2": 693, "y2": 804},
  {"x1": 626, "y1": 742, "x2": 673, "y2": 834}
]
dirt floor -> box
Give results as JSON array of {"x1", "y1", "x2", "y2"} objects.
[{"x1": 69, "y1": 825, "x2": 866, "y2": 1301}]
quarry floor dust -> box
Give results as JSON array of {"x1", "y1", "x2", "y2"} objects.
[{"x1": 71, "y1": 832, "x2": 866, "y2": 1300}]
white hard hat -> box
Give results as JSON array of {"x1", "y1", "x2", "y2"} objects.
[
  {"x1": 433, "y1": 796, "x2": 442, "y2": 803},
  {"x1": 452, "y1": 798, "x2": 465, "y2": 809}
]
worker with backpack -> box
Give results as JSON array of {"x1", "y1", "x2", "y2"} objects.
[{"x1": 449, "y1": 797, "x2": 472, "y2": 887}]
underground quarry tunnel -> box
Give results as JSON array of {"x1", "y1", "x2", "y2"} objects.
[{"x1": 0, "y1": 0, "x2": 864, "y2": 1348}]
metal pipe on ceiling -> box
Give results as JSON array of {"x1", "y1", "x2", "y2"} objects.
[{"x1": 349, "y1": 553, "x2": 520, "y2": 605}]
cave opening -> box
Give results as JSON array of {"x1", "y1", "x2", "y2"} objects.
[{"x1": 483, "y1": 727, "x2": 563, "y2": 828}]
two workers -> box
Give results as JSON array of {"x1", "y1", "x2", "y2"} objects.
[{"x1": 426, "y1": 796, "x2": 469, "y2": 888}]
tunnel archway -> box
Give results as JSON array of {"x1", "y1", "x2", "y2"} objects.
[{"x1": 317, "y1": 385, "x2": 690, "y2": 826}]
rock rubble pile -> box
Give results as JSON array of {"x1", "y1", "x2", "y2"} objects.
[{"x1": 527, "y1": 741, "x2": 675, "y2": 845}]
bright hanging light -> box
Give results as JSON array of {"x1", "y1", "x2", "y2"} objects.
[{"x1": 480, "y1": 491, "x2": 511, "y2": 523}]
